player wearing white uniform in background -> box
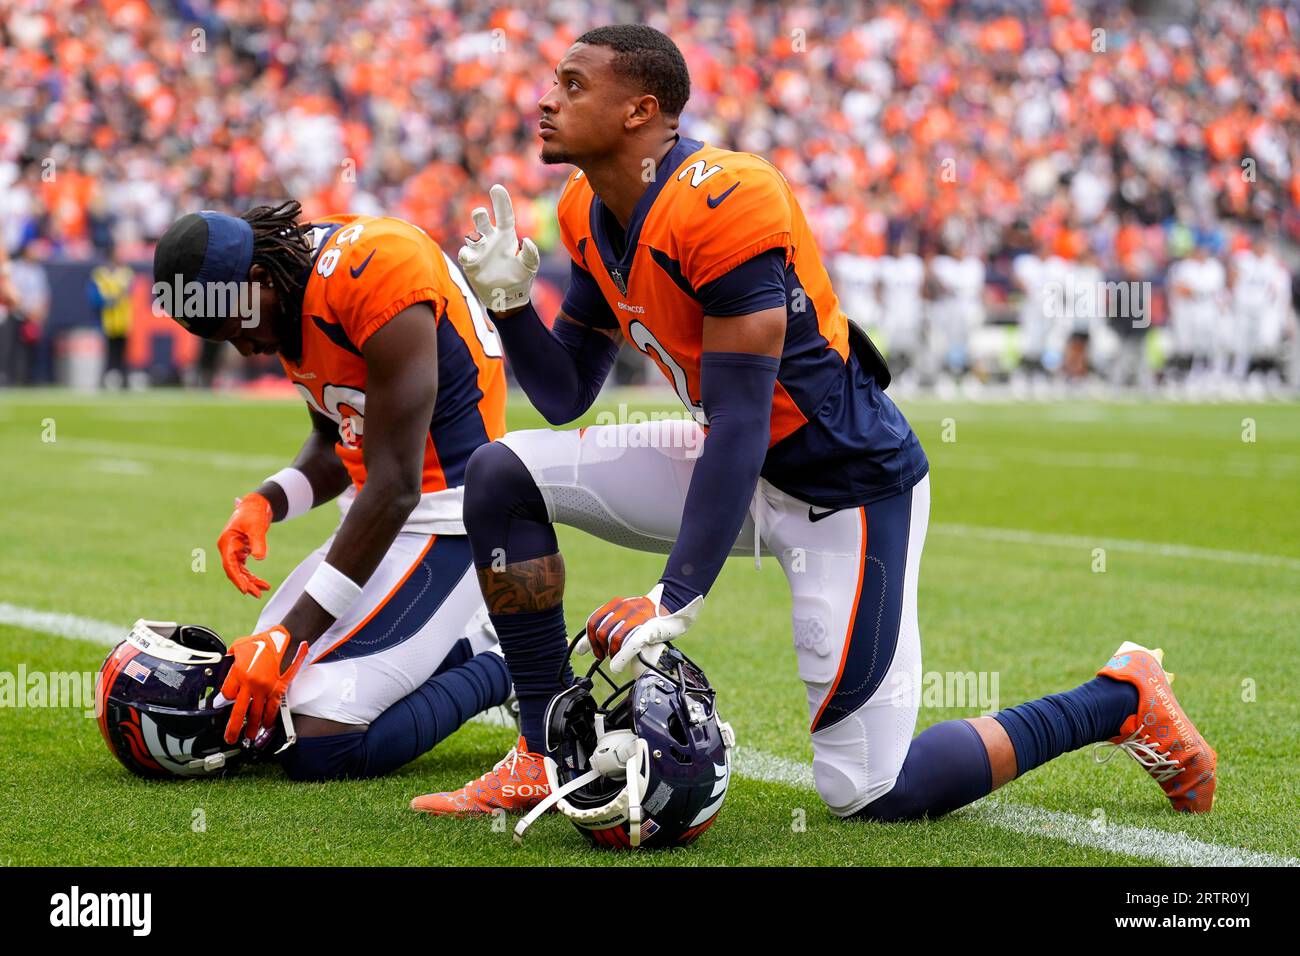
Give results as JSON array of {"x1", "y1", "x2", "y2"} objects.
[
  {"x1": 1231, "y1": 238, "x2": 1292, "y2": 382},
  {"x1": 1261, "y1": 247, "x2": 1294, "y2": 377},
  {"x1": 1166, "y1": 256, "x2": 1193, "y2": 368},
  {"x1": 1067, "y1": 250, "x2": 1105, "y2": 379},
  {"x1": 1040, "y1": 253, "x2": 1077, "y2": 370},
  {"x1": 1169, "y1": 246, "x2": 1227, "y2": 385},
  {"x1": 928, "y1": 248, "x2": 985, "y2": 375},
  {"x1": 878, "y1": 235, "x2": 926, "y2": 381},
  {"x1": 1231, "y1": 243, "x2": 1272, "y2": 381},
  {"x1": 1012, "y1": 245, "x2": 1053, "y2": 375},
  {"x1": 834, "y1": 251, "x2": 882, "y2": 344}
]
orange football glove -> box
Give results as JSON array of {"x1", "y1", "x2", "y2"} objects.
[
  {"x1": 220, "y1": 626, "x2": 308, "y2": 744},
  {"x1": 579, "y1": 584, "x2": 706, "y2": 673},
  {"x1": 218, "y1": 493, "x2": 273, "y2": 597},
  {"x1": 584, "y1": 595, "x2": 658, "y2": 664}
]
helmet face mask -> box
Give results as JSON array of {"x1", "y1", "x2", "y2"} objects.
[
  {"x1": 126, "y1": 620, "x2": 227, "y2": 664},
  {"x1": 519, "y1": 642, "x2": 735, "y2": 850},
  {"x1": 96, "y1": 619, "x2": 291, "y2": 779}
]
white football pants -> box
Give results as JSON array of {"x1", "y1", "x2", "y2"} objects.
[{"x1": 497, "y1": 420, "x2": 929, "y2": 816}]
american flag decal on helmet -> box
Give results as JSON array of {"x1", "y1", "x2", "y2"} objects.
[{"x1": 124, "y1": 660, "x2": 152, "y2": 684}]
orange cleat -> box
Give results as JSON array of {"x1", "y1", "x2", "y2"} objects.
[
  {"x1": 1094, "y1": 641, "x2": 1217, "y2": 813},
  {"x1": 410, "y1": 737, "x2": 552, "y2": 816}
]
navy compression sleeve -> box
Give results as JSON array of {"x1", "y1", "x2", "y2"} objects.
[
  {"x1": 494, "y1": 302, "x2": 619, "y2": 425},
  {"x1": 658, "y1": 351, "x2": 780, "y2": 611},
  {"x1": 560, "y1": 259, "x2": 620, "y2": 329}
]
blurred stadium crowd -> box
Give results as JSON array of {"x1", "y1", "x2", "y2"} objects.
[{"x1": 0, "y1": 0, "x2": 1297, "y2": 397}]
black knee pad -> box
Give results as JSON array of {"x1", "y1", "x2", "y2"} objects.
[
  {"x1": 462, "y1": 441, "x2": 556, "y2": 567},
  {"x1": 463, "y1": 442, "x2": 547, "y2": 528}
]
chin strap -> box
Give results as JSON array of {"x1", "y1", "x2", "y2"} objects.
[
  {"x1": 186, "y1": 749, "x2": 242, "y2": 773},
  {"x1": 272, "y1": 700, "x2": 297, "y2": 754},
  {"x1": 187, "y1": 700, "x2": 298, "y2": 773},
  {"x1": 513, "y1": 734, "x2": 649, "y2": 846},
  {"x1": 513, "y1": 757, "x2": 600, "y2": 846},
  {"x1": 626, "y1": 750, "x2": 643, "y2": 847}
]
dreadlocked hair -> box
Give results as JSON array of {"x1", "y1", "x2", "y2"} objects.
[{"x1": 240, "y1": 199, "x2": 313, "y2": 361}]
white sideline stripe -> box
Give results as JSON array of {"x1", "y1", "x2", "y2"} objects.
[
  {"x1": 732, "y1": 746, "x2": 816, "y2": 788},
  {"x1": 46, "y1": 437, "x2": 284, "y2": 471},
  {"x1": 963, "y1": 801, "x2": 1298, "y2": 868},
  {"x1": 92, "y1": 458, "x2": 153, "y2": 475},
  {"x1": 6, "y1": 602, "x2": 1296, "y2": 868},
  {"x1": 933, "y1": 522, "x2": 1300, "y2": 572},
  {"x1": 727, "y1": 747, "x2": 1298, "y2": 868},
  {"x1": 932, "y1": 445, "x2": 1300, "y2": 479},
  {"x1": 0, "y1": 602, "x2": 123, "y2": 646},
  {"x1": 0, "y1": 391, "x2": 299, "y2": 407}
]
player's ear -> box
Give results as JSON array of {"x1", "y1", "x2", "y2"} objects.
[
  {"x1": 626, "y1": 93, "x2": 660, "y2": 131},
  {"x1": 249, "y1": 263, "x2": 269, "y2": 285}
]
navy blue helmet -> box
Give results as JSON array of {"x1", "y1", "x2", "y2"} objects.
[
  {"x1": 515, "y1": 641, "x2": 735, "y2": 849},
  {"x1": 96, "y1": 620, "x2": 291, "y2": 778}
]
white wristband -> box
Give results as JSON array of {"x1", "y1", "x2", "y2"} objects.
[
  {"x1": 304, "y1": 562, "x2": 362, "y2": 619},
  {"x1": 265, "y1": 467, "x2": 314, "y2": 521}
]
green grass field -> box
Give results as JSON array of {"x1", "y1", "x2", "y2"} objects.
[{"x1": 1, "y1": 390, "x2": 1297, "y2": 866}]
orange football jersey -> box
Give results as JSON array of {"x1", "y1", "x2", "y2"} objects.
[
  {"x1": 285, "y1": 215, "x2": 506, "y2": 504},
  {"x1": 557, "y1": 139, "x2": 855, "y2": 444},
  {"x1": 555, "y1": 137, "x2": 927, "y2": 509}
]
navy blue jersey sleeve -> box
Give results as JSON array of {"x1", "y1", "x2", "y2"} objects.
[
  {"x1": 494, "y1": 303, "x2": 618, "y2": 425},
  {"x1": 561, "y1": 261, "x2": 620, "y2": 329},
  {"x1": 695, "y1": 247, "x2": 788, "y2": 316}
]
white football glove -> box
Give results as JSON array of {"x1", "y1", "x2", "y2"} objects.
[
  {"x1": 457, "y1": 184, "x2": 540, "y2": 313},
  {"x1": 577, "y1": 583, "x2": 705, "y2": 674}
]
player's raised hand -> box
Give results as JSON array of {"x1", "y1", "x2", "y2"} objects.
[
  {"x1": 217, "y1": 493, "x2": 273, "y2": 598},
  {"x1": 218, "y1": 625, "x2": 308, "y2": 744},
  {"x1": 578, "y1": 584, "x2": 704, "y2": 673},
  {"x1": 458, "y1": 184, "x2": 540, "y2": 313}
]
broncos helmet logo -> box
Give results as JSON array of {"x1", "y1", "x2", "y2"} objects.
[
  {"x1": 137, "y1": 711, "x2": 205, "y2": 776},
  {"x1": 689, "y1": 759, "x2": 731, "y2": 827}
]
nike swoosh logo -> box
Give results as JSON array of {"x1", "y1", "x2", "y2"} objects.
[
  {"x1": 249, "y1": 640, "x2": 266, "y2": 669},
  {"x1": 706, "y1": 183, "x2": 739, "y2": 208},
  {"x1": 808, "y1": 506, "x2": 839, "y2": 523},
  {"x1": 350, "y1": 249, "x2": 376, "y2": 278}
]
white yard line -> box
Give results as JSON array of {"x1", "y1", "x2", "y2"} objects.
[
  {"x1": 4, "y1": 602, "x2": 1294, "y2": 867},
  {"x1": 728, "y1": 747, "x2": 1297, "y2": 867},
  {"x1": 933, "y1": 522, "x2": 1300, "y2": 572},
  {"x1": 963, "y1": 801, "x2": 1297, "y2": 868},
  {"x1": 0, "y1": 391, "x2": 297, "y2": 407},
  {"x1": 932, "y1": 445, "x2": 1299, "y2": 479},
  {"x1": 91, "y1": 458, "x2": 153, "y2": 475},
  {"x1": 0, "y1": 602, "x2": 126, "y2": 646},
  {"x1": 41, "y1": 437, "x2": 284, "y2": 471}
]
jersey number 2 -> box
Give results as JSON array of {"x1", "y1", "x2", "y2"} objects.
[{"x1": 627, "y1": 320, "x2": 707, "y2": 425}]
